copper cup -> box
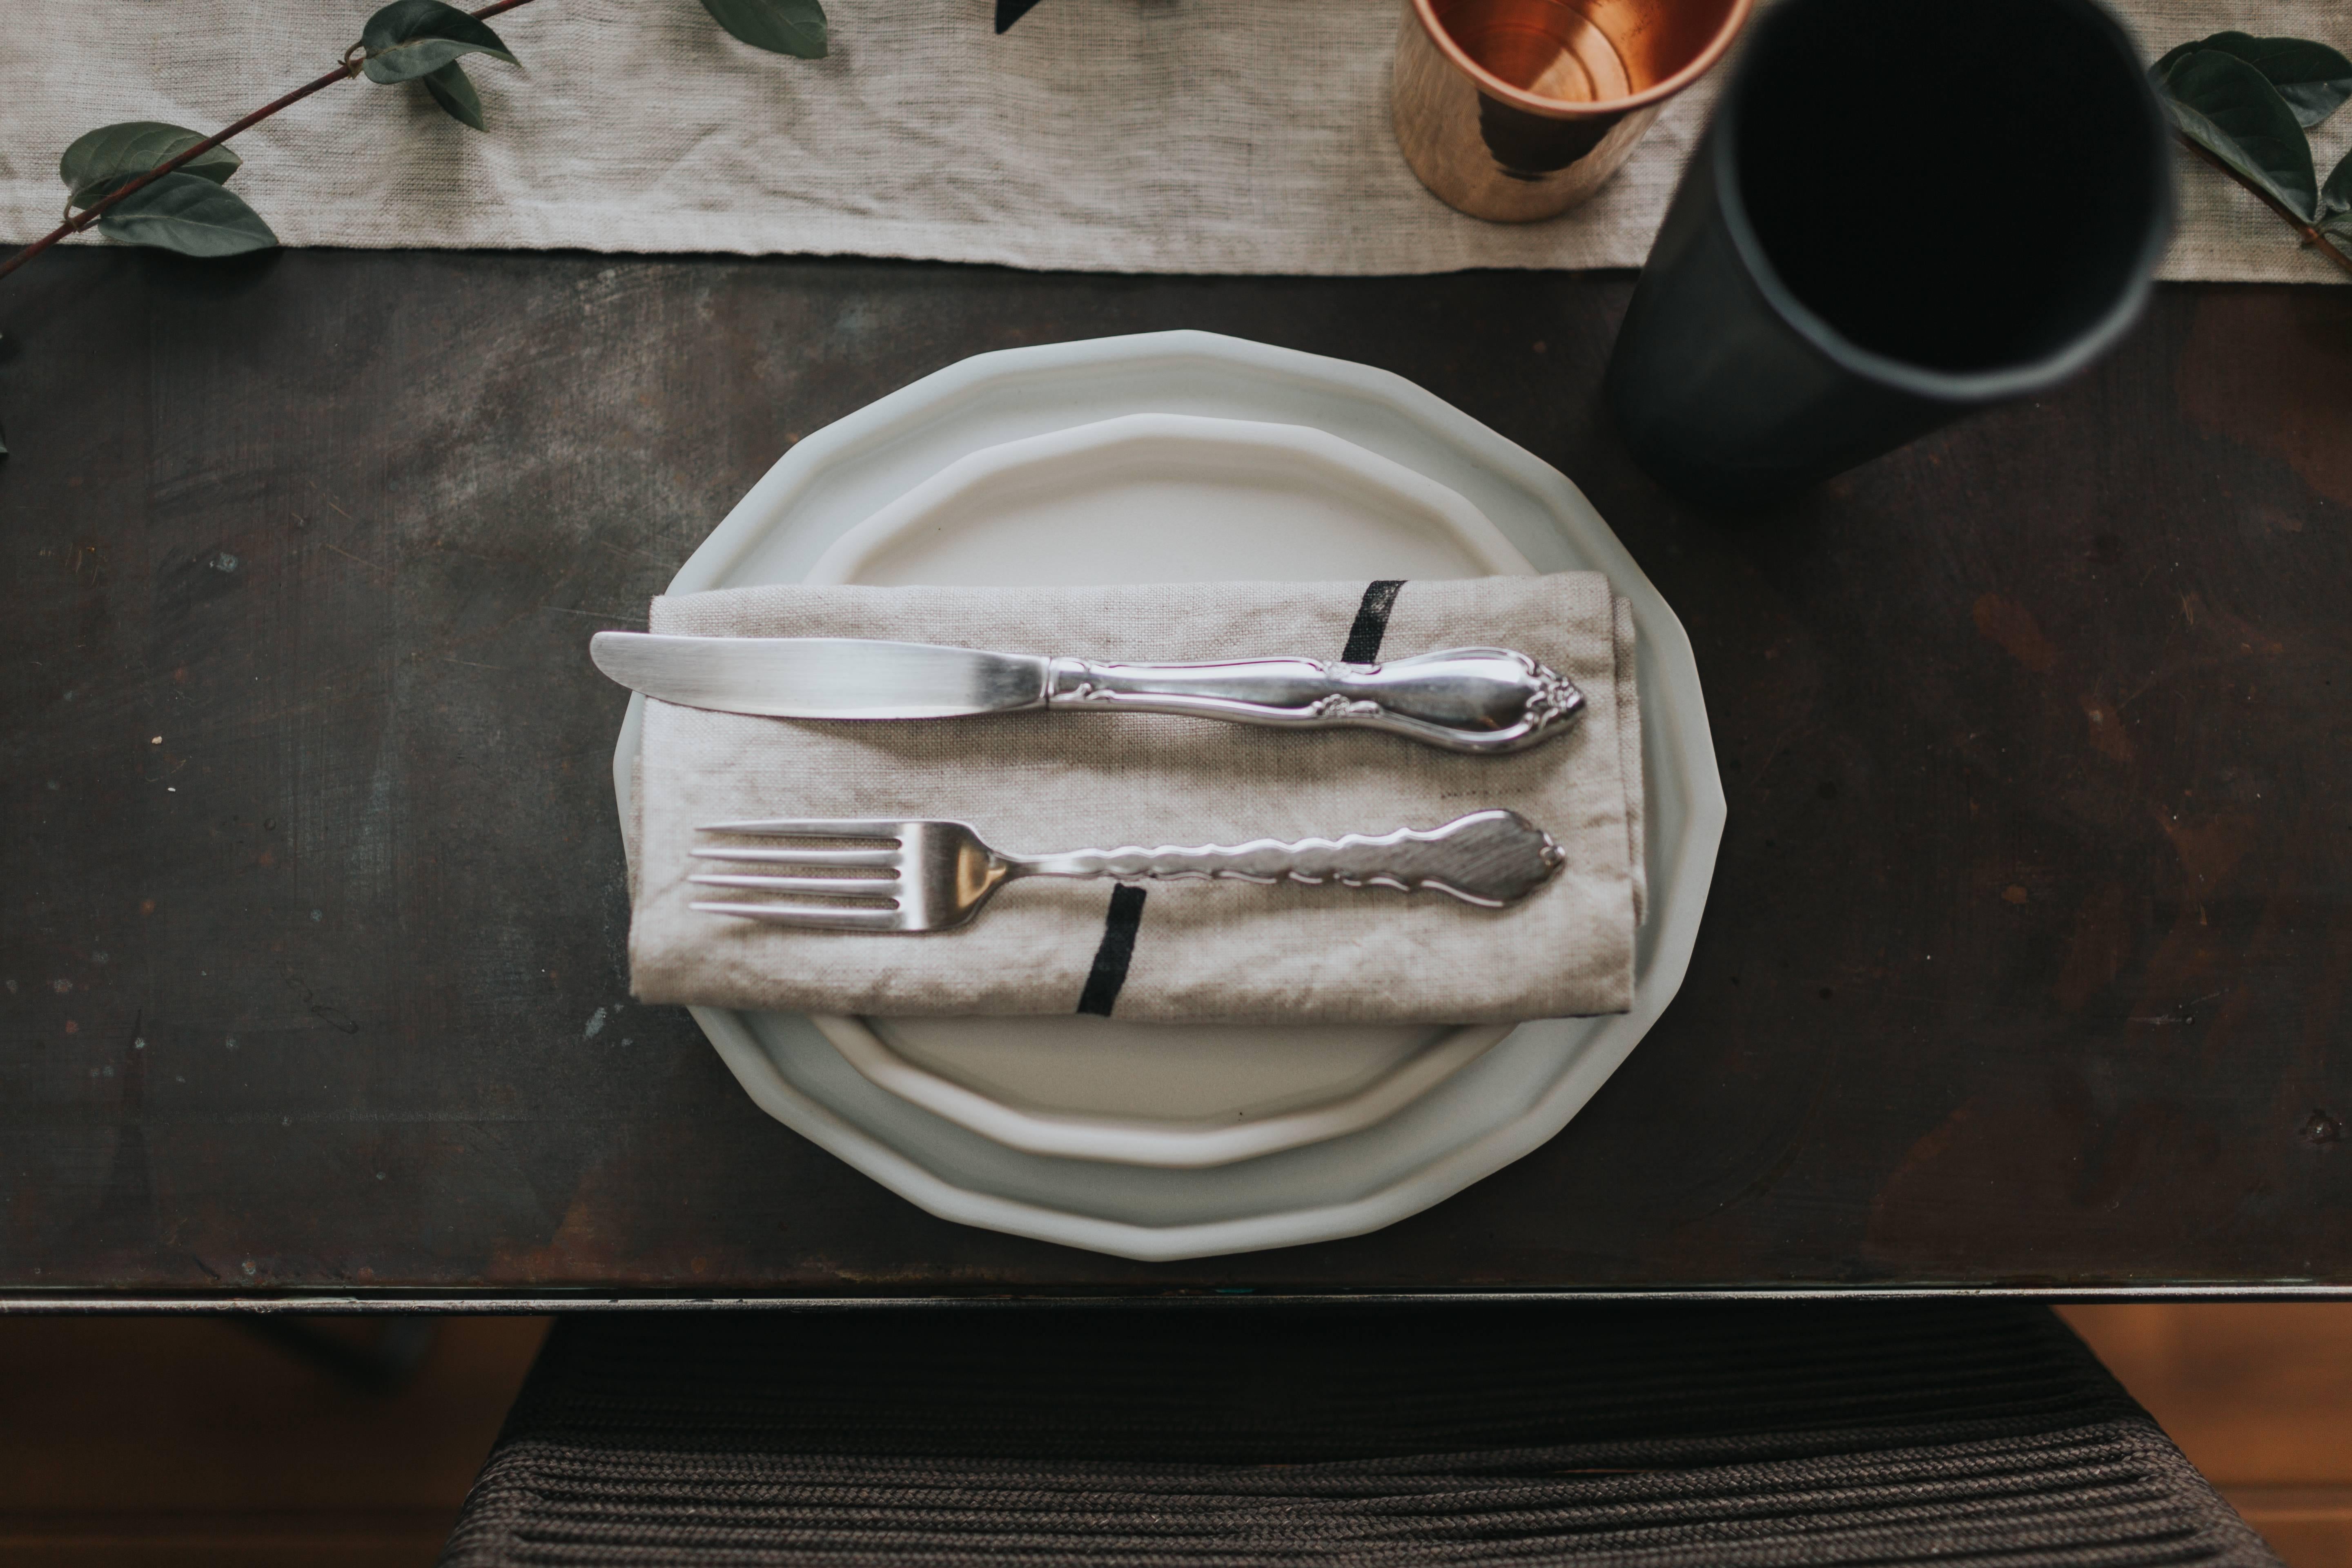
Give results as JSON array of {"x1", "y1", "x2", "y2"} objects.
[{"x1": 1394, "y1": 0, "x2": 1752, "y2": 222}]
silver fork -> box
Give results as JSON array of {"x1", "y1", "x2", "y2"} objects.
[{"x1": 687, "y1": 809, "x2": 1565, "y2": 932}]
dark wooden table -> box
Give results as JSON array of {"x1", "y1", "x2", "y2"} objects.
[{"x1": 2, "y1": 249, "x2": 2346, "y2": 1307}]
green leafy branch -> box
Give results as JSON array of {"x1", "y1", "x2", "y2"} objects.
[
  {"x1": 2152, "y1": 30, "x2": 2352, "y2": 278},
  {"x1": 0, "y1": 0, "x2": 828, "y2": 283}
]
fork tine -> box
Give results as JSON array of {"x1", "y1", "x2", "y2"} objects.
[
  {"x1": 699, "y1": 818, "x2": 908, "y2": 838},
  {"x1": 693, "y1": 845, "x2": 901, "y2": 869},
  {"x1": 688, "y1": 873, "x2": 902, "y2": 896},
  {"x1": 691, "y1": 900, "x2": 904, "y2": 931}
]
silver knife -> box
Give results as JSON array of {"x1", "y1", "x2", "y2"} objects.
[{"x1": 590, "y1": 633, "x2": 1584, "y2": 754}]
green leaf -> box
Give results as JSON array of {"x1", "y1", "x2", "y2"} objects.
[
  {"x1": 423, "y1": 58, "x2": 487, "y2": 129},
  {"x1": 361, "y1": 0, "x2": 517, "y2": 84},
  {"x1": 60, "y1": 122, "x2": 241, "y2": 209},
  {"x1": 2324, "y1": 145, "x2": 2352, "y2": 218},
  {"x1": 2156, "y1": 32, "x2": 2352, "y2": 129},
  {"x1": 97, "y1": 172, "x2": 278, "y2": 258},
  {"x1": 2160, "y1": 49, "x2": 2319, "y2": 221},
  {"x1": 700, "y1": 0, "x2": 827, "y2": 59}
]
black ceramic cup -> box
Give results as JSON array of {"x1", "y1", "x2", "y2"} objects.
[{"x1": 1603, "y1": 0, "x2": 2172, "y2": 507}]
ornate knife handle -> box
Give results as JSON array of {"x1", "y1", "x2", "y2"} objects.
[
  {"x1": 1045, "y1": 647, "x2": 1584, "y2": 754},
  {"x1": 1007, "y1": 809, "x2": 1565, "y2": 908}
]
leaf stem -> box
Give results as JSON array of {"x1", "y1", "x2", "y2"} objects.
[
  {"x1": 0, "y1": 0, "x2": 543, "y2": 285},
  {"x1": 2179, "y1": 135, "x2": 2352, "y2": 280}
]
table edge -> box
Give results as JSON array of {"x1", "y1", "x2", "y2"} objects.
[{"x1": 5, "y1": 1285, "x2": 2349, "y2": 1313}]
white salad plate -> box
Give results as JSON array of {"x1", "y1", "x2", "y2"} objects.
[
  {"x1": 611, "y1": 330, "x2": 1725, "y2": 1261},
  {"x1": 802, "y1": 414, "x2": 1527, "y2": 1169},
  {"x1": 822, "y1": 1015, "x2": 1518, "y2": 1170}
]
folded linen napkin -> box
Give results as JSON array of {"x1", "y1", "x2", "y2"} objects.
[{"x1": 627, "y1": 574, "x2": 1642, "y2": 1024}]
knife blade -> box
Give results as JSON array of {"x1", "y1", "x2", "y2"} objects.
[
  {"x1": 590, "y1": 634, "x2": 1050, "y2": 719},
  {"x1": 590, "y1": 631, "x2": 1585, "y2": 753}
]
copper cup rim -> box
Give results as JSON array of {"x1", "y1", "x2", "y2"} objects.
[{"x1": 1406, "y1": 0, "x2": 1755, "y2": 120}]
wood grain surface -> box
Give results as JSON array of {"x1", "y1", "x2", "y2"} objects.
[
  {"x1": 0, "y1": 1314, "x2": 547, "y2": 1564},
  {"x1": 0, "y1": 250, "x2": 2346, "y2": 1298}
]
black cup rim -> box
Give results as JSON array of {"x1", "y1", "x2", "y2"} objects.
[{"x1": 1708, "y1": 0, "x2": 2174, "y2": 405}]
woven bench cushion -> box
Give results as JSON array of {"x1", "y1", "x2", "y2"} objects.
[{"x1": 441, "y1": 1302, "x2": 2276, "y2": 1567}]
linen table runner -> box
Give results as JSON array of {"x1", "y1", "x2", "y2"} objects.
[{"x1": 1, "y1": 0, "x2": 2342, "y2": 281}]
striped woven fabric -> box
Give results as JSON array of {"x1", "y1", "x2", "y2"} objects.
[{"x1": 440, "y1": 1303, "x2": 2277, "y2": 1567}]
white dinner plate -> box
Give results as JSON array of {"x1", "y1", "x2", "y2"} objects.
[
  {"x1": 611, "y1": 330, "x2": 1725, "y2": 1260},
  {"x1": 798, "y1": 413, "x2": 1531, "y2": 1167}
]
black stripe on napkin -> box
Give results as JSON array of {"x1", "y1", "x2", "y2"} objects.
[
  {"x1": 1075, "y1": 884, "x2": 1147, "y2": 1016},
  {"x1": 1341, "y1": 580, "x2": 1406, "y2": 663},
  {"x1": 995, "y1": 0, "x2": 1045, "y2": 31}
]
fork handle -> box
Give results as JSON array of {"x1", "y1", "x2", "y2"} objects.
[
  {"x1": 1006, "y1": 810, "x2": 1564, "y2": 909},
  {"x1": 1045, "y1": 648, "x2": 1583, "y2": 754}
]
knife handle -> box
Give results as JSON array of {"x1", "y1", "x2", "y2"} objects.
[{"x1": 1044, "y1": 647, "x2": 1584, "y2": 754}]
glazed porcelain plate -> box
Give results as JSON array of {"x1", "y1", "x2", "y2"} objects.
[
  {"x1": 610, "y1": 330, "x2": 1725, "y2": 1260},
  {"x1": 796, "y1": 414, "x2": 1530, "y2": 1168},
  {"x1": 824, "y1": 1017, "x2": 1517, "y2": 1169}
]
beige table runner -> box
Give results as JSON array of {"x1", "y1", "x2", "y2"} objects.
[{"x1": 1, "y1": 0, "x2": 2342, "y2": 281}]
